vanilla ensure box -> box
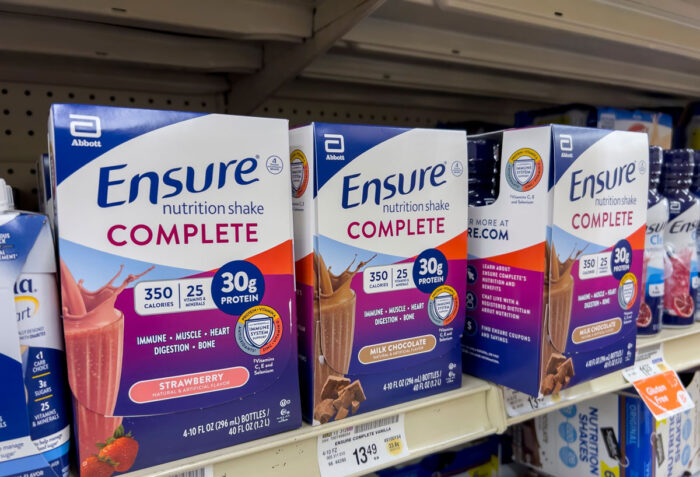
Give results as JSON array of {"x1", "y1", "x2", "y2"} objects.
[
  {"x1": 49, "y1": 104, "x2": 301, "y2": 475},
  {"x1": 462, "y1": 125, "x2": 648, "y2": 397},
  {"x1": 513, "y1": 371, "x2": 700, "y2": 476},
  {"x1": 290, "y1": 123, "x2": 467, "y2": 424}
]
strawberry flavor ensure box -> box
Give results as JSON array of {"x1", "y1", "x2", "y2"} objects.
[
  {"x1": 290, "y1": 123, "x2": 467, "y2": 424},
  {"x1": 462, "y1": 125, "x2": 648, "y2": 397},
  {"x1": 49, "y1": 104, "x2": 301, "y2": 475}
]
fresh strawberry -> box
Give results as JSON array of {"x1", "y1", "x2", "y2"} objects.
[
  {"x1": 97, "y1": 425, "x2": 139, "y2": 472},
  {"x1": 81, "y1": 456, "x2": 115, "y2": 477}
]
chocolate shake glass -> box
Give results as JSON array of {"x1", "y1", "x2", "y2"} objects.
[
  {"x1": 545, "y1": 244, "x2": 584, "y2": 354},
  {"x1": 315, "y1": 253, "x2": 373, "y2": 375}
]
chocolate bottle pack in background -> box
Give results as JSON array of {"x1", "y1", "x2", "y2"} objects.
[
  {"x1": 661, "y1": 149, "x2": 700, "y2": 327},
  {"x1": 638, "y1": 146, "x2": 668, "y2": 335},
  {"x1": 468, "y1": 139, "x2": 500, "y2": 207}
]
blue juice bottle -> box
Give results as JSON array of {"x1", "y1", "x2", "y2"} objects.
[
  {"x1": 661, "y1": 149, "x2": 700, "y2": 327},
  {"x1": 467, "y1": 138, "x2": 500, "y2": 206},
  {"x1": 638, "y1": 146, "x2": 668, "y2": 335}
]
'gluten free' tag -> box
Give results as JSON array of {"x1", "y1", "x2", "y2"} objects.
[{"x1": 622, "y1": 347, "x2": 694, "y2": 420}]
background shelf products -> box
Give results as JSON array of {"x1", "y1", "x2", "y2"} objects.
[
  {"x1": 678, "y1": 103, "x2": 700, "y2": 150},
  {"x1": 0, "y1": 189, "x2": 71, "y2": 477},
  {"x1": 463, "y1": 125, "x2": 649, "y2": 397},
  {"x1": 512, "y1": 371, "x2": 700, "y2": 477},
  {"x1": 638, "y1": 146, "x2": 667, "y2": 336},
  {"x1": 660, "y1": 149, "x2": 700, "y2": 327},
  {"x1": 49, "y1": 104, "x2": 301, "y2": 475},
  {"x1": 290, "y1": 123, "x2": 468, "y2": 424},
  {"x1": 515, "y1": 105, "x2": 673, "y2": 149},
  {"x1": 36, "y1": 153, "x2": 54, "y2": 227}
]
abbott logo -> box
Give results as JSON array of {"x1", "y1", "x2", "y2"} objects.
[
  {"x1": 324, "y1": 133, "x2": 345, "y2": 161},
  {"x1": 324, "y1": 134, "x2": 344, "y2": 153},
  {"x1": 70, "y1": 114, "x2": 101, "y2": 138},
  {"x1": 559, "y1": 134, "x2": 573, "y2": 152},
  {"x1": 69, "y1": 114, "x2": 102, "y2": 147}
]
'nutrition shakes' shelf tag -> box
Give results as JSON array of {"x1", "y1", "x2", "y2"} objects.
[{"x1": 622, "y1": 349, "x2": 694, "y2": 420}]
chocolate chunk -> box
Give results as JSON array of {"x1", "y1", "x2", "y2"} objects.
[
  {"x1": 333, "y1": 380, "x2": 365, "y2": 410},
  {"x1": 314, "y1": 398, "x2": 336, "y2": 424},
  {"x1": 553, "y1": 380, "x2": 563, "y2": 394},
  {"x1": 350, "y1": 380, "x2": 366, "y2": 402},
  {"x1": 320, "y1": 376, "x2": 351, "y2": 400},
  {"x1": 335, "y1": 407, "x2": 349, "y2": 420},
  {"x1": 557, "y1": 358, "x2": 574, "y2": 378},
  {"x1": 545, "y1": 353, "x2": 567, "y2": 376},
  {"x1": 541, "y1": 374, "x2": 555, "y2": 395},
  {"x1": 351, "y1": 400, "x2": 360, "y2": 414}
]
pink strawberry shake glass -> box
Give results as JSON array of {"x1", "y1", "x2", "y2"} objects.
[{"x1": 61, "y1": 260, "x2": 152, "y2": 459}]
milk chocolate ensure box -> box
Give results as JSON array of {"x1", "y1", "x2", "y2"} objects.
[
  {"x1": 290, "y1": 123, "x2": 467, "y2": 424},
  {"x1": 462, "y1": 125, "x2": 648, "y2": 397},
  {"x1": 49, "y1": 104, "x2": 301, "y2": 475}
]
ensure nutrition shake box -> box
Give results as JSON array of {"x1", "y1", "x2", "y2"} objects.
[
  {"x1": 291, "y1": 123, "x2": 467, "y2": 424},
  {"x1": 49, "y1": 104, "x2": 301, "y2": 475},
  {"x1": 463, "y1": 125, "x2": 648, "y2": 397}
]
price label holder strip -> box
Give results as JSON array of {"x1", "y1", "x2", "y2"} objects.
[{"x1": 504, "y1": 343, "x2": 668, "y2": 423}]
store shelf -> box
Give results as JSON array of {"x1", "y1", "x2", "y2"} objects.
[
  {"x1": 317, "y1": 0, "x2": 700, "y2": 102},
  {"x1": 79, "y1": 325, "x2": 700, "y2": 477},
  {"x1": 119, "y1": 376, "x2": 505, "y2": 477},
  {"x1": 0, "y1": 0, "x2": 313, "y2": 41},
  {"x1": 2, "y1": 0, "x2": 700, "y2": 120},
  {"x1": 505, "y1": 323, "x2": 700, "y2": 426}
]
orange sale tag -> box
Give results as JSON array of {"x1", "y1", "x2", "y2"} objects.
[{"x1": 623, "y1": 350, "x2": 694, "y2": 420}]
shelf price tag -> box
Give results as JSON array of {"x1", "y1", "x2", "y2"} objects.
[
  {"x1": 503, "y1": 388, "x2": 556, "y2": 417},
  {"x1": 317, "y1": 414, "x2": 408, "y2": 476},
  {"x1": 622, "y1": 346, "x2": 694, "y2": 420}
]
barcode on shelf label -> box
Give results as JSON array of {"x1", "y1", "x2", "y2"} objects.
[
  {"x1": 169, "y1": 465, "x2": 213, "y2": 477},
  {"x1": 623, "y1": 344, "x2": 664, "y2": 382},
  {"x1": 318, "y1": 414, "x2": 408, "y2": 477},
  {"x1": 636, "y1": 343, "x2": 663, "y2": 363},
  {"x1": 354, "y1": 415, "x2": 399, "y2": 434},
  {"x1": 638, "y1": 363, "x2": 655, "y2": 377}
]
